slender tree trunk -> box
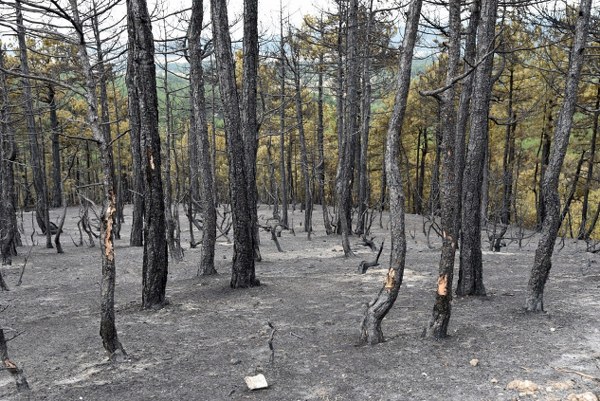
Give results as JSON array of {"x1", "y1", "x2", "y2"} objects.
[
  {"x1": 16, "y1": 0, "x2": 52, "y2": 248},
  {"x1": 456, "y1": 0, "x2": 498, "y2": 297},
  {"x1": 334, "y1": 3, "x2": 345, "y2": 235},
  {"x1": 278, "y1": 11, "x2": 288, "y2": 228},
  {"x1": 290, "y1": 39, "x2": 312, "y2": 235},
  {"x1": 190, "y1": 0, "x2": 217, "y2": 276},
  {"x1": 538, "y1": 98, "x2": 554, "y2": 228},
  {"x1": 336, "y1": 0, "x2": 359, "y2": 256},
  {"x1": 128, "y1": 0, "x2": 169, "y2": 308},
  {"x1": 162, "y1": 40, "x2": 184, "y2": 262},
  {"x1": 423, "y1": 0, "x2": 461, "y2": 339},
  {"x1": 454, "y1": 0, "x2": 480, "y2": 237},
  {"x1": 493, "y1": 68, "x2": 516, "y2": 251},
  {"x1": 48, "y1": 85, "x2": 62, "y2": 209},
  {"x1": 526, "y1": 0, "x2": 592, "y2": 312},
  {"x1": 358, "y1": 0, "x2": 422, "y2": 345},
  {"x1": 211, "y1": 0, "x2": 258, "y2": 288},
  {"x1": 316, "y1": 51, "x2": 333, "y2": 235},
  {"x1": 578, "y1": 86, "x2": 600, "y2": 239},
  {"x1": 0, "y1": 48, "x2": 18, "y2": 266},
  {"x1": 69, "y1": 0, "x2": 125, "y2": 358},
  {"x1": 126, "y1": 11, "x2": 144, "y2": 247},
  {"x1": 356, "y1": 0, "x2": 374, "y2": 235},
  {"x1": 241, "y1": 0, "x2": 261, "y2": 261}
]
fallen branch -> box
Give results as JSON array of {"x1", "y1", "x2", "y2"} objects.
[
  {"x1": 553, "y1": 366, "x2": 600, "y2": 382},
  {"x1": 358, "y1": 240, "x2": 385, "y2": 274},
  {"x1": 16, "y1": 245, "x2": 34, "y2": 287},
  {"x1": 267, "y1": 321, "x2": 276, "y2": 366}
]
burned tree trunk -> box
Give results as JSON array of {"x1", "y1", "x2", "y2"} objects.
[
  {"x1": 358, "y1": 0, "x2": 422, "y2": 345},
  {"x1": 526, "y1": 0, "x2": 592, "y2": 312},
  {"x1": 211, "y1": 0, "x2": 258, "y2": 288},
  {"x1": 278, "y1": 9, "x2": 289, "y2": 229},
  {"x1": 0, "y1": 48, "x2": 18, "y2": 266},
  {"x1": 68, "y1": 0, "x2": 125, "y2": 358},
  {"x1": 316, "y1": 52, "x2": 333, "y2": 235},
  {"x1": 454, "y1": 0, "x2": 480, "y2": 237},
  {"x1": 126, "y1": 15, "x2": 144, "y2": 248},
  {"x1": 336, "y1": 0, "x2": 359, "y2": 256},
  {"x1": 16, "y1": 0, "x2": 52, "y2": 249},
  {"x1": 423, "y1": 0, "x2": 461, "y2": 339},
  {"x1": 190, "y1": 0, "x2": 217, "y2": 276},
  {"x1": 128, "y1": 0, "x2": 169, "y2": 308},
  {"x1": 290, "y1": 36, "x2": 313, "y2": 235},
  {"x1": 241, "y1": 0, "x2": 261, "y2": 261},
  {"x1": 578, "y1": 86, "x2": 600, "y2": 239},
  {"x1": 456, "y1": 0, "x2": 498, "y2": 297}
]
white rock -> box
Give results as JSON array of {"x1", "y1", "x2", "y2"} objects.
[{"x1": 244, "y1": 374, "x2": 268, "y2": 390}]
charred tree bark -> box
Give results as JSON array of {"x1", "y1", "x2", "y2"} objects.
[
  {"x1": 162, "y1": 39, "x2": 184, "y2": 262},
  {"x1": 358, "y1": 0, "x2": 422, "y2": 345},
  {"x1": 241, "y1": 0, "x2": 261, "y2": 261},
  {"x1": 68, "y1": 0, "x2": 125, "y2": 358},
  {"x1": 316, "y1": 51, "x2": 333, "y2": 235},
  {"x1": 525, "y1": 0, "x2": 592, "y2": 312},
  {"x1": 493, "y1": 68, "x2": 516, "y2": 252},
  {"x1": 290, "y1": 37, "x2": 313, "y2": 235},
  {"x1": 211, "y1": 0, "x2": 258, "y2": 288},
  {"x1": 578, "y1": 86, "x2": 600, "y2": 239},
  {"x1": 126, "y1": 11, "x2": 144, "y2": 248},
  {"x1": 456, "y1": 0, "x2": 498, "y2": 297},
  {"x1": 278, "y1": 9, "x2": 289, "y2": 229},
  {"x1": 0, "y1": 48, "x2": 18, "y2": 266},
  {"x1": 414, "y1": 127, "x2": 428, "y2": 215},
  {"x1": 47, "y1": 85, "x2": 62, "y2": 209},
  {"x1": 423, "y1": 0, "x2": 461, "y2": 339},
  {"x1": 336, "y1": 0, "x2": 359, "y2": 256},
  {"x1": 537, "y1": 98, "x2": 554, "y2": 228},
  {"x1": 16, "y1": 0, "x2": 52, "y2": 248},
  {"x1": 454, "y1": 0, "x2": 480, "y2": 237},
  {"x1": 356, "y1": 0, "x2": 374, "y2": 236},
  {"x1": 190, "y1": 0, "x2": 217, "y2": 276},
  {"x1": 128, "y1": 0, "x2": 169, "y2": 308}
]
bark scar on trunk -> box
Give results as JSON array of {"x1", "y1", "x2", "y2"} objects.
[
  {"x1": 104, "y1": 202, "x2": 115, "y2": 262},
  {"x1": 384, "y1": 268, "x2": 396, "y2": 291},
  {"x1": 437, "y1": 274, "x2": 448, "y2": 296}
]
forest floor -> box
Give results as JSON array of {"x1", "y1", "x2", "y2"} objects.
[{"x1": 1, "y1": 204, "x2": 599, "y2": 401}]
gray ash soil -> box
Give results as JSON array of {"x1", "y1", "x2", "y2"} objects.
[{"x1": 1, "y1": 205, "x2": 599, "y2": 401}]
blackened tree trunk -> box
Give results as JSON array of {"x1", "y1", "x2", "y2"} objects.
[
  {"x1": 241, "y1": 0, "x2": 261, "y2": 260},
  {"x1": 190, "y1": 0, "x2": 217, "y2": 276},
  {"x1": 526, "y1": 0, "x2": 592, "y2": 312},
  {"x1": 334, "y1": 2, "x2": 345, "y2": 236},
  {"x1": 290, "y1": 37, "x2": 313, "y2": 235},
  {"x1": 316, "y1": 51, "x2": 333, "y2": 235},
  {"x1": 126, "y1": 13, "x2": 144, "y2": 248},
  {"x1": 456, "y1": 0, "x2": 498, "y2": 297},
  {"x1": 48, "y1": 85, "x2": 62, "y2": 208},
  {"x1": 356, "y1": 0, "x2": 374, "y2": 235},
  {"x1": 0, "y1": 48, "x2": 18, "y2": 266},
  {"x1": 493, "y1": 68, "x2": 516, "y2": 252},
  {"x1": 16, "y1": 0, "x2": 52, "y2": 248},
  {"x1": 578, "y1": 86, "x2": 600, "y2": 239},
  {"x1": 415, "y1": 127, "x2": 428, "y2": 215},
  {"x1": 211, "y1": 0, "x2": 258, "y2": 288},
  {"x1": 454, "y1": 0, "x2": 480, "y2": 236},
  {"x1": 423, "y1": 0, "x2": 461, "y2": 339},
  {"x1": 537, "y1": 98, "x2": 554, "y2": 228},
  {"x1": 128, "y1": 0, "x2": 169, "y2": 308},
  {"x1": 67, "y1": 0, "x2": 125, "y2": 358},
  {"x1": 358, "y1": 0, "x2": 422, "y2": 345},
  {"x1": 336, "y1": 0, "x2": 359, "y2": 256},
  {"x1": 162, "y1": 40, "x2": 184, "y2": 262},
  {"x1": 278, "y1": 8, "x2": 289, "y2": 229}
]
